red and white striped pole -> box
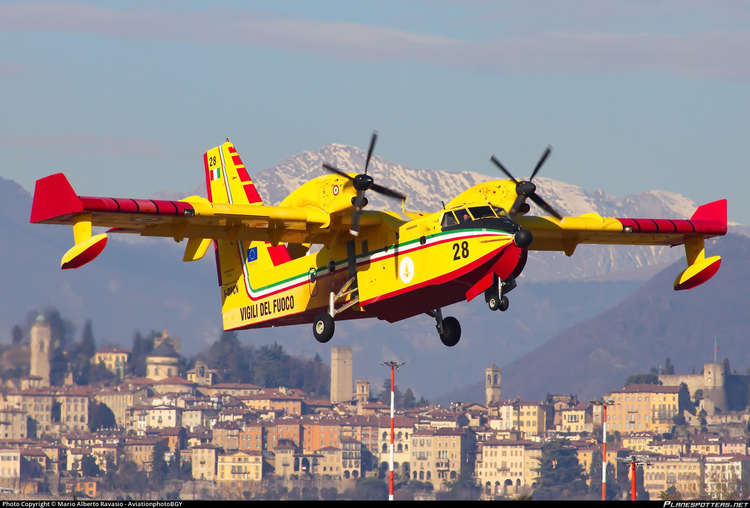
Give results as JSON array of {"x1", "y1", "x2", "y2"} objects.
[
  {"x1": 602, "y1": 402, "x2": 607, "y2": 501},
  {"x1": 382, "y1": 361, "x2": 405, "y2": 501}
]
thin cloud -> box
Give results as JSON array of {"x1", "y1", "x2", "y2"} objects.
[
  {"x1": 1, "y1": 2, "x2": 748, "y2": 79},
  {"x1": 0, "y1": 134, "x2": 169, "y2": 159}
]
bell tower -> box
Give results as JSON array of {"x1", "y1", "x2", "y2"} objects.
[
  {"x1": 485, "y1": 364, "x2": 502, "y2": 407},
  {"x1": 30, "y1": 314, "x2": 51, "y2": 386}
]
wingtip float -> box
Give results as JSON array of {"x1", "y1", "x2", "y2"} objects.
[{"x1": 29, "y1": 137, "x2": 728, "y2": 348}]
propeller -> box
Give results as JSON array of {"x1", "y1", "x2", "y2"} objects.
[
  {"x1": 490, "y1": 146, "x2": 562, "y2": 220},
  {"x1": 323, "y1": 131, "x2": 406, "y2": 236}
]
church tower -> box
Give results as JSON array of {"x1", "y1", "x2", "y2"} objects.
[
  {"x1": 30, "y1": 314, "x2": 51, "y2": 386},
  {"x1": 485, "y1": 364, "x2": 501, "y2": 407}
]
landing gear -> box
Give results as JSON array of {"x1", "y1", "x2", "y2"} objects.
[
  {"x1": 313, "y1": 313, "x2": 335, "y2": 343},
  {"x1": 428, "y1": 308, "x2": 461, "y2": 347},
  {"x1": 312, "y1": 275, "x2": 360, "y2": 343},
  {"x1": 485, "y1": 275, "x2": 515, "y2": 312}
]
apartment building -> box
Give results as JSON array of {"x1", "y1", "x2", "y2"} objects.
[
  {"x1": 475, "y1": 439, "x2": 542, "y2": 498},
  {"x1": 217, "y1": 450, "x2": 263, "y2": 484},
  {"x1": 642, "y1": 454, "x2": 704, "y2": 499},
  {"x1": 410, "y1": 428, "x2": 470, "y2": 491},
  {"x1": 606, "y1": 384, "x2": 680, "y2": 434}
]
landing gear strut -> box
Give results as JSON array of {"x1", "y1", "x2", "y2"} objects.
[
  {"x1": 428, "y1": 308, "x2": 461, "y2": 347},
  {"x1": 486, "y1": 275, "x2": 515, "y2": 312}
]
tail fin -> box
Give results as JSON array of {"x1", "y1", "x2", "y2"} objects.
[
  {"x1": 202, "y1": 141, "x2": 292, "y2": 329},
  {"x1": 204, "y1": 140, "x2": 264, "y2": 205}
]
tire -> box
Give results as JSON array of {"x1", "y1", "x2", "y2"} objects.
[
  {"x1": 498, "y1": 295, "x2": 509, "y2": 312},
  {"x1": 313, "y1": 313, "x2": 335, "y2": 343},
  {"x1": 488, "y1": 295, "x2": 499, "y2": 311},
  {"x1": 439, "y1": 316, "x2": 461, "y2": 347}
]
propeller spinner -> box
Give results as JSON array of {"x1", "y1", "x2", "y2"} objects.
[
  {"x1": 323, "y1": 131, "x2": 406, "y2": 236},
  {"x1": 490, "y1": 146, "x2": 562, "y2": 220}
]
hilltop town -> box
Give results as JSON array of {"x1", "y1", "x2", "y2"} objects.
[{"x1": 0, "y1": 313, "x2": 749, "y2": 501}]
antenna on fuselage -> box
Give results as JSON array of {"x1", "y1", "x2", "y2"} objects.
[{"x1": 441, "y1": 200, "x2": 446, "y2": 210}]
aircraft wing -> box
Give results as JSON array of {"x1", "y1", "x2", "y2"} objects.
[
  {"x1": 30, "y1": 173, "x2": 331, "y2": 268},
  {"x1": 515, "y1": 199, "x2": 727, "y2": 289}
]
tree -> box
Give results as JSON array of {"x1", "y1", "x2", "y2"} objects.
[
  {"x1": 81, "y1": 455, "x2": 101, "y2": 477},
  {"x1": 625, "y1": 373, "x2": 660, "y2": 385},
  {"x1": 89, "y1": 401, "x2": 116, "y2": 431},
  {"x1": 435, "y1": 474, "x2": 481, "y2": 500},
  {"x1": 662, "y1": 357, "x2": 675, "y2": 375},
  {"x1": 402, "y1": 389, "x2": 417, "y2": 409},
  {"x1": 533, "y1": 439, "x2": 587, "y2": 499},
  {"x1": 11, "y1": 325, "x2": 23, "y2": 345},
  {"x1": 659, "y1": 485, "x2": 681, "y2": 500},
  {"x1": 588, "y1": 455, "x2": 620, "y2": 500}
]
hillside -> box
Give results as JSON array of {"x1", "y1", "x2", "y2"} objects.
[{"x1": 439, "y1": 234, "x2": 749, "y2": 404}]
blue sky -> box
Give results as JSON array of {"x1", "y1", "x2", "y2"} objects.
[{"x1": 1, "y1": 1, "x2": 748, "y2": 223}]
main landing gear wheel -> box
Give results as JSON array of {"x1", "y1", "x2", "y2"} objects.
[
  {"x1": 488, "y1": 293, "x2": 500, "y2": 312},
  {"x1": 498, "y1": 295, "x2": 509, "y2": 312},
  {"x1": 313, "y1": 313, "x2": 335, "y2": 343},
  {"x1": 439, "y1": 317, "x2": 461, "y2": 347}
]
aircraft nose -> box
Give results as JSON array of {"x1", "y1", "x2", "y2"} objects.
[{"x1": 513, "y1": 228, "x2": 532, "y2": 248}]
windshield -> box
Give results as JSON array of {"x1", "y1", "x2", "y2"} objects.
[
  {"x1": 468, "y1": 206, "x2": 496, "y2": 219},
  {"x1": 440, "y1": 211, "x2": 458, "y2": 228}
]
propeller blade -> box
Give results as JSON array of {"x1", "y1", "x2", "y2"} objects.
[
  {"x1": 490, "y1": 155, "x2": 518, "y2": 183},
  {"x1": 529, "y1": 146, "x2": 551, "y2": 181},
  {"x1": 529, "y1": 192, "x2": 563, "y2": 220},
  {"x1": 350, "y1": 190, "x2": 365, "y2": 236},
  {"x1": 323, "y1": 163, "x2": 355, "y2": 180},
  {"x1": 509, "y1": 195, "x2": 526, "y2": 216},
  {"x1": 370, "y1": 182, "x2": 406, "y2": 201},
  {"x1": 364, "y1": 131, "x2": 378, "y2": 174}
]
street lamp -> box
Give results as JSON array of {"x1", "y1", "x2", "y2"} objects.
[
  {"x1": 381, "y1": 361, "x2": 405, "y2": 501},
  {"x1": 591, "y1": 398, "x2": 616, "y2": 500}
]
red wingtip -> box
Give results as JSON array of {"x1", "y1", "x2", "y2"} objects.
[
  {"x1": 690, "y1": 199, "x2": 727, "y2": 235},
  {"x1": 30, "y1": 173, "x2": 83, "y2": 223}
]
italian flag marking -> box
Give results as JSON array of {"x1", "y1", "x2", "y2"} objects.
[{"x1": 210, "y1": 168, "x2": 221, "y2": 180}]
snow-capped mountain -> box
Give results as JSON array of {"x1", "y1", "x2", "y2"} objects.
[{"x1": 250, "y1": 143, "x2": 706, "y2": 282}]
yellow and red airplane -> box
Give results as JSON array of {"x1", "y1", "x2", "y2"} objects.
[{"x1": 30, "y1": 133, "x2": 727, "y2": 347}]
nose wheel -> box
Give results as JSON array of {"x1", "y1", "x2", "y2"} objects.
[
  {"x1": 427, "y1": 308, "x2": 461, "y2": 347},
  {"x1": 486, "y1": 275, "x2": 514, "y2": 312},
  {"x1": 488, "y1": 294, "x2": 509, "y2": 312}
]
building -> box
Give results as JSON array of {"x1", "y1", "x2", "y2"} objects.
[
  {"x1": 410, "y1": 428, "x2": 471, "y2": 491},
  {"x1": 704, "y1": 455, "x2": 750, "y2": 499},
  {"x1": 355, "y1": 379, "x2": 370, "y2": 407},
  {"x1": 217, "y1": 450, "x2": 263, "y2": 484},
  {"x1": 485, "y1": 364, "x2": 502, "y2": 407},
  {"x1": 58, "y1": 388, "x2": 91, "y2": 432},
  {"x1": 0, "y1": 448, "x2": 20, "y2": 490},
  {"x1": 659, "y1": 361, "x2": 750, "y2": 415},
  {"x1": 559, "y1": 403, "x2": 593, "y2": 434},
  {"x1": 0, "y1": 409, "x2": 27, "y2": 440},
  {"x1": 91, "y1": 347, "x2": 130, "y2": 379},
  {"x1": 29, "y1": 314, "x2": 51, "y2": 387},
  {"x1": 330, "y1": 347, "x2": 353, "y2": 404},
  {"x1": 494, "y1": 401, "x2": 549, "y2": 438},
  {"x1": 186, "y1": 360, "x2": 215, "y2": 386},
  {"x1": 606, "y1": 384, "x2": 681, "y2": 435},
  {"x1": 191, "y1": 444, "x2": 218, "y2": 480},
  {"x1": 475, "y1": 439, "x2": 542, "y2": 498},
  {"x1": 642, "y1": 454, "x2": 704, "y2": 499},
  {"x1": 146, "y1": 343, "x2": 180, "y2": 381}
]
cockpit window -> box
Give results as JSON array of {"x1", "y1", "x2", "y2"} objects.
[
  {"x1": 468, "y1": 206, "x2": 496, "y2": 219},
  {"x1": 491, "y1": 206, "x2": 507, "y2": 216},
  {"x1": 456, "y1": 209, "x2": 472, "y2": 224},
  {"x1": 440, "y1": 211, "x2": 458, "y2": 227}
]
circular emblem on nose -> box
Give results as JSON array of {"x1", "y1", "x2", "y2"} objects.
[
  {"x1": 332, "y1": 184, "x2": 340, "y2": 196},
  {"x1": 399, "y1": 256, "x2": 415, "y2": 284}
]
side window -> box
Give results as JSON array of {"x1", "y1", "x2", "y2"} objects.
[
  {"x1": 441, "y1": 212, "x2": 458, "y2": 227},
  {"x1": 457, "y1": 210, "x2": 472, "y2": 224}
]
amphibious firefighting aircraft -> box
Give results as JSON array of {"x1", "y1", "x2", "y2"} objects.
[{"x1": 30, "y1": 133, "x2": 727, "y2": 347}]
